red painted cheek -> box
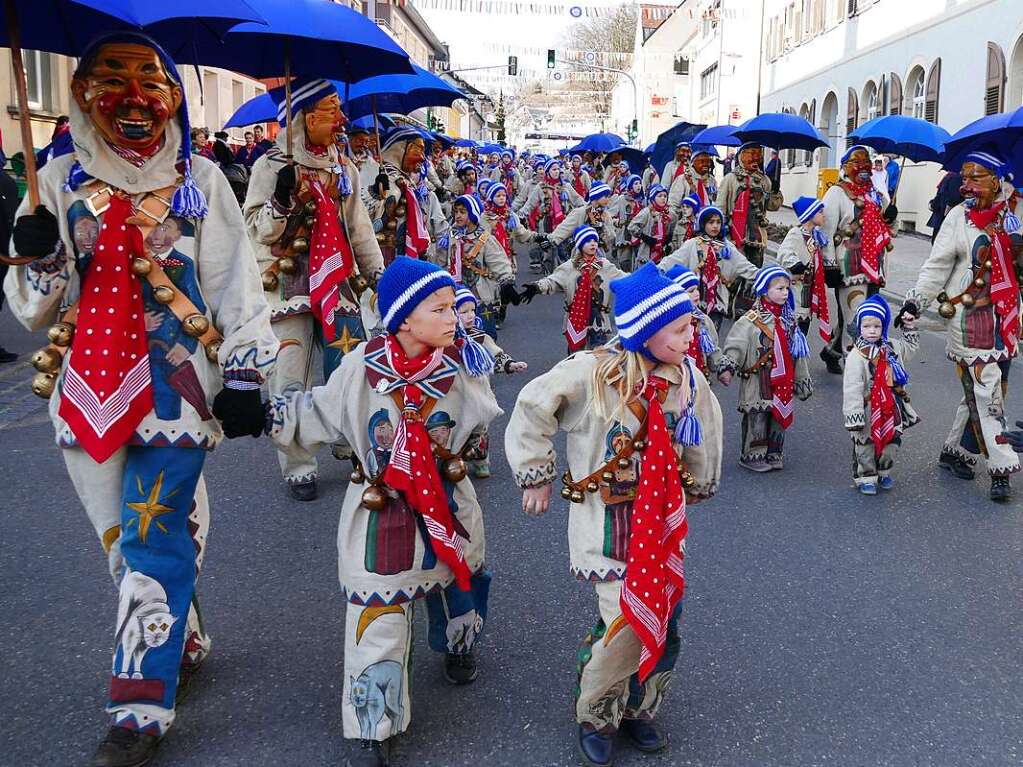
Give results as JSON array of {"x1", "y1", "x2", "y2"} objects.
[
  {"x1": 96, "y1": 93, "x2": 121, "y2": 117},
  {"x1": 146, "y1": 96, "x2": 170, "y2": 121}
]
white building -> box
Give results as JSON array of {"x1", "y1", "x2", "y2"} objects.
[
  {"x1": 611, "y1": 0, "x2": 763, "y2": 146},
  {"x1": 760, "y1": 0, "x2": 1023, "y2": 235}
]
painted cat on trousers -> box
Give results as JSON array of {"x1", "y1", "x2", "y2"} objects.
[
  {"x1": 113, "y1": 571, "x2": 178, "y2": 680},
  {"x1": 349, "y1": 659, "x2": 405, "y2": 740}
]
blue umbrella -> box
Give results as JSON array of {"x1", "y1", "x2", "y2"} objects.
[
  {"x1": 644, "y1": 142, "x2": 656, "y2": 154},
  {"x1": 618, "y1": 147, "x2": 649, "y2": 176},
  {"x1": 651, "y1": 121, "x2": 706, "y2": 179},
  {"x1": 344, "y1": 65, "x2": 465, "y2": 123},
  {"x1": 941, "y1": 108, "x2": 1023, "y2": 179},
  {"x1": 575, "y1": 133, "x2": 626, "y2": 153},
  {"x1": 690, "y1": 124, "x2": 742, "y2": 148},
  {"x1": 352, "y1": 114, "x2": 397, "y2": 132},
  {"x1": 224, "y1": 92, "x2": 275, "y2": 129},
  {"x1": 733, "y1": 113, "x2": 829, "y2": 151},
  {"x1": 848, "y1": 115, "x2": 950, "y2": 163},
  {"x1": 432, "y1": 133, "x2": 456, "y2": 150},
  {"x1": 455, "y1": 138, "x2": 481, "y2": 148}
]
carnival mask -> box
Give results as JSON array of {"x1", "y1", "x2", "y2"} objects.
[
  {"x1": 959, "y1": 161, "x2": 1000, "y2": 210},
  {"x1": 842, "y1": 148, "x2": 872, "y2": 184},
  {"x1": 739, "y1": 146, "x2": 763, "y2": 173},
  {"x1": 676, "y1": 146, "x2": 692, "y2": 164},
  {"x1": 692, "y1": 154, "x2": 714, "y2": 176},
  {"x1": 304, "y1": 93, "x2": 344, "y2": 147},
  {"x1": 71, "y1": 43, "x2": 182, "y2": 152},
  {"x1": 349, "y1": 132, "x2": 371, "y2": 155},
  {"x1": 402, "y1": 137, "x2": 426, "y2": 173}
]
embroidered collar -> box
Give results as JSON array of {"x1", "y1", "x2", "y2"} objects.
[{"x1": 363, "y1": 335, "x2": 462, "y2": 399}]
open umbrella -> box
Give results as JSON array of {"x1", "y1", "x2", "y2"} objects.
[
  {"x1": 455, "y1": 138, "x2": 481, "y2": 148},
  {"x1": 644, "y1": 142, "x2": 656, "y2": 154},
  {"x1": 224, "y1": 92, "x2": 275, "y2": 129},
  {"x1": 651, "y1": 121, "x2": 706, "y2": 179},
  {"x1": 343, "y1": 65, "x2": 464, "y2": 123},
  {"x1": 733, "y1": 113, "x2": 829, "y2": 151},
  {"x1": 690, "y1": 124, "x2": 742, "y2": 148},
  {"x1": 618, "y1": 147, "x2": 648, "y2": 177},
  {"x1": 431, "y1": 133, "x2": 456, "y2": 150},
  {"x1": 575, "y1": 133, "x2": 626, "y2": 154},
  {"x1": 351, "y1": 114, "x2": 397, "y2": 133},
  {"x1": 941, "y1": 108, "x2": 1023, "y2": 179},
  {"x1": 848, "y1": 115, "x2": 950, "y2": 163}
]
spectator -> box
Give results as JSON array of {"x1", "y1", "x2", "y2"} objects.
[
  {"x1": 191, "y1": 126, "x2": 216, "y2": 161},
  {"x1": 721, "y1": 150, "x2": 734, "y2": 176},
  {"x1": 765, "y1": 149, "x2": 781, "y2": 193},
  {"x1": 885, "y1": 154, "x2": 901, "y2": 201},
  {"x1": 253, "y1": 124, "x2": 273, "y2": 152},
  {"x1": 36, "y1": 115, "x2": 73, "y2": 170},
  {"x1": 871, "y1": 156, "x2": 889, "y2": 199},
  {"x1": 234, "y1": 131, "x2": 261, "y2": 167},
  {"x1": 0, "y1": 163, "x2": 20, "y2": 363},
  {"x1": 927, "y1": 170, "x2": 963, "y2": 243}
]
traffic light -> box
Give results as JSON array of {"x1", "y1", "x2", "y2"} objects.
[
  {"x1": 508, "y1": 55, "x2": 518, "y2": 76},
  {"x1": 547, "y1": 49, "x2": 556, "y2": 69}
]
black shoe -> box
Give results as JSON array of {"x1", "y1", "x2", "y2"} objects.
[
  {"x1": 578, "y1": 726, "x2": 614, "y2": 767},
  {"x1": 938, "y1": 453, "x2": 975, "y2": 480},
  {"x1": 175, "y1": 658, "x2": 203, "y2": 705},
  {"x1": 444, "y1": 648, "x2": 479, "y2": 685},
  {"x1": 345, "y1": 739, "x2": 390, "y2": 767},
  {"x1": 819, "y1": 348, "x2": 843, "y2": 374},
  {"x1": 91, "y1": 726, "x2": 161, "y2": 767},
  {"x1": 620, "y1": 717, "x2": 668, "y2": 753},
  {"x1": 0, "y1": 347, "x2": 16, "y2": 364},
  {"x1": 990, "y1": 476, "x2": 1012, "y2": 502},
  {"x1": 289, "y1": 480, "x2": 318, "y2": 501}
]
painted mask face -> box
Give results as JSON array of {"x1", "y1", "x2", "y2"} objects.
[
  {"x1": 842, "y1": 148, "x2": 871, "y2": 184},
  {"x1": 73, "y1": 217, "x2": 99, "y2": 255},
  {"x1": 959, "y1": 161, "x2": 1000, "y2": 209},
  {"x1": 349, "y1": 132, "x2": 371, "y2": 154},
  {"x1": 675, "y1": 146, "x2": 692, "y2": 164},
  {"x1": 402, "y1": 138, "x2": 426, "y2": 173},
  {"x1": 740, "y1": 146, "x2": 763, "y2": 172},
  {"x1": 304, "y1": 93, "x2": 343, "y2": 147},
  {"x1": 71, "y1": 43, "x2": 183, "y2": 152},
  {"x1": 693, "y1": 154, "x2": 713, "y2": 175}
]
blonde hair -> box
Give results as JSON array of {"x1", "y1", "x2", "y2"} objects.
[{"x1": 591, "y1": 341, "x2": 650, "y2": 421}]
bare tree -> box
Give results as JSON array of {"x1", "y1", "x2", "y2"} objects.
[{"x1": 560, "y1": 4, "x2": 638, "y2": 123}]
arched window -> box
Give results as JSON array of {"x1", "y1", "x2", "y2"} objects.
[
  {"x1": 925, "y1": 58, "x2": 941, "y2": 123},
  {"x1": 1009, "y1": 34, "x2": 1023, "y2": 109},
  {"x1": 846, "y1": 87, "x2": 858, "y2": 147},
  {"x1": 820, "y1": 91, "x2": 840, "y2": 168},
  {"x1": 862, "y1": 80, "x2": 879, "y2": 121},
  {"x1": 986, "y1": 42, "x2": 1006, "y2": 115},
  {"x1": 784, "y1": 106, "x2": 798, "y2": 168},
  {"x1": 888, "y1": 72, "x2": 902, "y2": 115},
  {"x1": 805, "y1": 98, "x2": 817, "y2": 166},
  {"x1": 906, "y1": 66, "x2": 926, "y2": 119}
]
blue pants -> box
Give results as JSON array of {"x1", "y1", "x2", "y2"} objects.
[{"x1": 425, "y1": 569, "x2": 492, "y2": 654}]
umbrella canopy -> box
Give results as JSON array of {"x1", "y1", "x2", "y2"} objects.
[
  {"x1": 644, "y1": 142, "x2": 656, "y2": 154},
  {"x1": 689, "y1": 124, "x2": 741, "y2": 149},
  {"x1": 224, "y1": 92, "x2": 275, "y2": 129},
  {"x1": 351, "y1": 114, "x2": 397, "y2": 132},
  {"x1": 733, "y1": 112, "x2": 829, "y2": 151},
  {"x1": 618, "y1": 147, "x2": 649, "y2": 176},
  {"x1": 942, "y1": 108, "x2": 1023, "y2": 179},
  {"x1": 478, "y1": 143, "x2": 507, "y2": 156},
  {"x1": 848, "y1": 115, "x2": 950, "y2": 163},
  {"x1": 454, "y1": 138, "x2": 481, "y2": 148},
  {"x1": 431, "y1": 133, "x2": 456, "y2": 150},
  {"x1": 343, "y1": 64, "x2": 464, "y2": 122},
  {"x1": 574, "y1": 133, "x2": 626, "y2": 154},
  {"x1": 651, "y1": 121, "x2": 706, "y2": 179}
]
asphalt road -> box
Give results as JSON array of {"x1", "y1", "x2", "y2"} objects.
[{"x1": 2, "y1": 250, "x2": 1022, "y2": 767}]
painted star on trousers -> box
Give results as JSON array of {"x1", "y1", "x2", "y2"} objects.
[
  {"x1": 126, "y1": 471, "x2": 178, "y2": 544},
  {"x1": 328, "y1": 324, "x2": 362, "y2": 354}
]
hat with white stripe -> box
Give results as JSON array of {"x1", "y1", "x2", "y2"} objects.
[
  {"x1": 681, "y1": 193, "x2": 702, "y2": 211},
  {"x1": 963, "y1": 150, "x2": 1010, "y2": 178},
  {"x1": 853, "y1": 293, "x2": 891, "y2": 337},
  {"x1": 378, "y1": 257, "x2": 457, "y2": 334},
  {"x1": 544, "y1": 158, "x2": 562, "y2": 176},
  {"x1": 573, "y1": 225, "x2": 599, "y2": 252},
  {"x1": 588, "y1": 182, "x2": 612, "y2": 201},
  {"x1": 381, "y1": 127, "x2": 424, "y2": 153},
  {"x1": 454, "y1": 283, "x2": 478, "y2": 309},
  {"x1": 647, "y1": 183, "x2": 667, "y2": 202},
  {"x1": 486, "y1": 182, "x2": 508, "y2": 204},
  {"x1": 665, "y1": 265, "x2": 700, "y2": 291},
  {"x1": 454, "y1": 194, "x2": 483, "y2": 224},
  {"x1": 270, "y1": 78, "x2": 339, "y2": 125},
  {"x1": 793, "y1": 195, "x2": 825, "y2": 224},
  {"x1": 611, "y1": 262, "x2": 695, "y2": 352},
  {"x1": 753, "y1": 264, "x2": 791, "y2": 295}
]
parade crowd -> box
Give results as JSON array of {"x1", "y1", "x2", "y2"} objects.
[{"x1": 3, "y1": 33, "x2": 1023, "y2": 767}]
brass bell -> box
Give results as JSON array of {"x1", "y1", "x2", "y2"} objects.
[
  {"x1": 131, "y1": 256, "x2": 152, "y2": 277},
  {"x1": 304, "y1": 216, "x2": 316, "y2": 229},
  {"x1": 153, "y1": 285, "x2": 175, "y2": 305},
  {"x1": 181, "y1": 313, "x2": 210, "y2": 338},
  {"x1": 31, "y1": 347, "x2": 62, "y2": 373},
  {"x1": 47, "y1": 322, "x2": 75, "y2": 347},
  {"x1": 938, "y1": 301, "x2": 957, "y2": 319},
  {"x1": 569, "y1": 490, "x2": 584, "y2": 503},
  {"x1": 204, "y1": 340, "x2": 222, "y2": 364},
  {"x1": 31, "y1": 371, "x2": 57, "y2": 398},
  {"x1": 561, "y1": 471, "x2": 571, "y2": 482},
  {"x1": 395, "y1": 205, "x2": 407, "y2": 217},
  {"x1": 291, "y1": 237, "x2": 309, "y2": 253},
  {"x1": 633, "y1": 439, "x2": 647, "y2": 451},
  {"x1": 304, "y1": 199, "x2": 317, "y2": 215},
  {"x1": 277, "y1": 256, "x2": 298, "y2": 275},
  {"x1": 984, "y1": 260, "x2": 992, "y2": 269},
  {"x1": 361, "y1": 485, "x2": 387, "y2": 511},
  {"x1": 974, "y1": 277, "x2": 986, "y2": 288},
  {"x1": 601, "y1": 470, "x2": 614, "y2": 482},
  {"x1": 586, "y1": 480, "x2": 599, "y2": 493},
  {"x1": 959, "y1": 293, "x2": 975, "y2": 307},
  {"x1": 617, "y1": 456, "x2": 631, "y2": 469},
  {"x1": 350, "y1": 468, "x2": 365, "y2": 485},
  {"x1": 442, "y1": 457, "x2": 467, "y2": 483},
  {"x1": 680, "y1": 471, "x2": 696, "y2": 489},
  {"x1": 561, "y1": 486, "x2": 573, "y2": 499},
  {"x1": 352, "y1": 274, "x2": 369, "y2": 295},
  {"x1": 262, "y1": 271, "x2": 280, "y2": 291}
]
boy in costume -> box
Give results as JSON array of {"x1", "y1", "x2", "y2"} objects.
[
  {"x1": 627, "y1": 184, "x2": 676, "y2": 267},
  {"x1": 5, "y1": 33, "x2": 278, "y2": 766},
  {"x1": 668, "y1": 147, "x2": 716, "y2": 212},
  {"x1": 482, "y1": 181, "x2": 540, "y2": 273},
  {"x1": 265, "y1": 258, "x2": 501, "y2": 766},
  {"x1": 245, "y1": 78, "x2": 383, "y2": 501},
  {"x1": 520, "y1": 226, "x2": 626, "y2": 355},
  {"x1": 843, "y1": 295, "x2": 919, "y2": 495},
  {"x1": 518, "y1": 158, "x2": 585, "y2": 268},
  {"x1": 612, "y1": 174, "x2": 646, "y2": 269},
  {"x1": 660, "y1": 141, "x2": 693, "y2": 187},
  {"x1": 547, "y1": 182, "x2": 617, "y2": 260},
  {"x1": 718, "y1": 265, "x2": 813, "y2": 472},
  {"x1": 506, "y1": 262, "x2": 722, "y2": 767}
]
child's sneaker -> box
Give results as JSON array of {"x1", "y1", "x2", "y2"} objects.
[
  {"x1": 879, "y1": 476, "x2": 894, "y2": 490},
  {"x1": 469, "y1": 460, "x2": 491, "y2": 478},
  {"x1": 859, "y1": 482, "x2": 878, "y2": 495},
  {"x1": 739, "y1": 458, "x2": 772, "y2": 473}
]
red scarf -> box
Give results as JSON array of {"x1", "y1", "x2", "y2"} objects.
[
  {"x1": 620, "y1": 376, "x2": 688, "y2": 682},
  {"x1": 572, "y1": 172, "x2": 587, "y2": 199},
  {"x1": 308, "y1": 180, "x2": 354, "y2": 339},
  {"x1": 485, "y1": 206, "x2": 511, "y2": 256},
  {"x1": 548, "y1": 183, "x2": 565, "y2": 228},
  {"x1": 869, "y1": 347, "x2": 896, "y2": 457},
  {"x1": 700, "y1": 239, "x2": 721, "y2": 311},
  {"x1": 672, "y1": 162, "x2": 687, "y2": 181},
  {"x1": 403, "y1": 183, "x2": 429, "y2": 259},
  {"x1": 649, "y1": 202, "x2": 670, "y2": 264},
  {"x1": 694, "y1": 177, "x2": 708, "y2": 207},
  {"x1": 730, "y1": 183, "x2": 751, "y2": 250},
  {"x1": 565, "y1": 258, "x2": 596, "y2": 351},
  {"x1": 58, "y1": 195, "x2": 153, "y2": 463},
  {"x1": 967, "y1": 202, "x2": 1021, "y2": 355},
  {"x1": 805, "y1": 232, "x2": 833, "y2": 342},
  {"x1": 763, "y1": 300, "x2": 795, "y2": 429},
  {"x1": 846, "y1": 180, "x2": 890, "y2": 285},
  {"x1": 686, "y1": 317, "x2": 705, "y2": 372},
  {"x1": 381, "y1": 335, "x2": 472, "y2": 591}
]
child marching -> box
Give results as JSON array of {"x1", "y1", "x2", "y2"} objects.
[
  {"x1": 627, "y1": 184, "x2": 677, "y2": 267},
  {"x1": 666, "y1": 265, "x2": 723, "y2": 380}
]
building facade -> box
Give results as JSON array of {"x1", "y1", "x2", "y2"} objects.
[{"x1": 760, "y1": 0, "x2": 1023, "y2": 234}]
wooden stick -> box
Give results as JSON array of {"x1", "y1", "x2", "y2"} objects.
[
  {"x1": 372, "y1": 94, "x2": 382, "y2": 162},
  {"x1": 284, "y1": 40, "x2": 293, "y2": 162},
  {"x1": 5, "y1": 0, "x2": 40, "y2": 209}
]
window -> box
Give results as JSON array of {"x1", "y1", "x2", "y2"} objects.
[
  {"x1": 986, "y1": 42, "x2": 1006, "y2": 115},
  {"x1": 925, "y1": 58, "x2": 941, "y2": 123},
  {"x1": 906, "y1": 66, "x2": 926, "y2": 119},
  {"x1": 700, "y1": 64, "x2": 718, "y2": 100},
  {"x1": 24, "y1": 50, "x2": 52, "y2": 110},
  {"x1": 674, "y1": 55, "x2": 690, "y2": 76},
  {"x1": 702, "y1": 1, "x2": 721, "y2": 37},
  {"x1": 888, "y1": 72, "x2": 902, "y2": 115},
  {"x1": 846, "y1": 86, "x2": 858, "y2": 146},
  {"x1": 865, "y1": 81, "x2": 879, "y2": 121},
  {"x1": 803, "y1": 98, "x2": 817, "y2": 166}
]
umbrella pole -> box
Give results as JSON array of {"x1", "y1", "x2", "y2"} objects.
[
  {"x1": 4, "y1": 0, "x2": 40, "y2": 209},
  {"x1": 284, "y1": 41, "x2": 293, "y2": 161},
  {"x1": 371, "y1": 94, "x2": 382, "y2": 162},
  {"x1": 894, "y1": 155, "x2": 906, "y2": 197}
]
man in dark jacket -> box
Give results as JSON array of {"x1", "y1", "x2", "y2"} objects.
[
  {"x1": 764, "y1": 149, "x2": 781, "y2": 193},
  {"x1": 927, "y1": 170, "x2": 963, "y2": 243}
]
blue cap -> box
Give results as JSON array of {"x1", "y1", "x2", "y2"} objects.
[
  {"x1": 611, "y1": 263, "x2": 695, "y2": 352},
  {"x1": 793, "y1": 195, "x2": 825, "y2": 224},
  {"x1": 378, "y1": 257, "x2": 457, "y2": 334}
]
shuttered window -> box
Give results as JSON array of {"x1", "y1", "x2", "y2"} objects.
[
  {"x1": 888, "y1": 72, "x2": 902, "y2": 115},
  {"x1": 925, "y1": 58, "x2": 941, "y2": 123},
  {"x1": 846, "y1": 87, "x2": 858, "y2": 146},
  {"x1": 986, "y1": 42, "x2": 1006, "y2": 115}
]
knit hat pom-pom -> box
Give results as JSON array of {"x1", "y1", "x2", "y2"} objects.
[
  {"x1": 172, "y1": 172, "x2": 209, "y2": 219},
  {"x1": 674, "y1": 360, "x2": 703, "y2": 446},
  {"x1": 457, "y1": 325, "x2": 495, "y2": 376},
  {"x1": 789, "y1": 324, "x2": 810, "y2": 359},
  {"x1": 698, "y1": 325, "x2": 717, "y2": 355}
]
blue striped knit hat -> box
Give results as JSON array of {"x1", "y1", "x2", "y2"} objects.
[
  {"x1": 611, "y1": 262, "x2": 695, "y2": 352},
  {"x1": 853, "y1": 294, "x2": 891, "y2": 337},
  {"x1": 271, "y1": 78, "x2": 338, "y2": 125},
  {"x1": 681, "y1": 193, "x2": 702, "y2": 211},
  {"x1": 454, "y1": 283, "x2": 478, "y2": 309},
  {"x1": 456, "y1": 159, "x2": 475, "y2": 174},
  {"x1": 588, "y1": 182, "x2": 612, "y2": 201},
  {"x1": 573, "y1": 225, "x2": 599, "y2": 252},
  {"x1": 793, "y1": 195, "x2": 825, "y2": 224},
  {"x1": 454, "y1": 194, "x2": 482, "y2": 224},
  {"x1": 665, "y1": 264, "x2": 700, "y2": 291},
  {"x1": 486, "y1": 182, "x2": 508, "y2": 204},
  {"x1": 378, "y1": 257, "x2": 457, "y2": 334},
  {"x1": 647, "y1": 183, "x2": 667, "y2": 202},
  {"x1": 753, "y1": 264, "x2": 791, "y2": 295},
  {"x1": 544, "y1": 158, "x2": 562, "y2": 177},
  {"x1": 963, "y1": 150, "x2": 1010, "y2": 179},
  {"x1": 697, "y1": 205, "x2": 725, "y2": 232}
]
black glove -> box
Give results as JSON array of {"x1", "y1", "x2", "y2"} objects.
[
  {"x1": 374, "y1": 173, "x2": 390, "y2": 197},
  {"x1": 435, "y1": 188, "x2": 450, "y2": 203},
  {"x1": 520, "y1": 283, "x2": 540, "y2": 304},
  {"x1": 537, "y1": 235, "x2": 555, "y2": 251},
  {"x1": 500, "y1": 282, "x2": 521, "y2": 307},
  {"x1": 824, "y1": 266, "x2": 844, "y2": 289},
  {"x1": 12, "y1": 205, "x2": 59, "y2": 260},
  {"x1": 212, "y1": 387, "x2": 266, "y2": 439},
  {"x1": 789, "y1": 261, "x2": 807, "y2": 276},
  {"x1": 640, "y1": 233, "x2": 657, "y2": 247},
  {"x1": 1000, "y1": 421, "x2": 1023, "y2": 452},
  {"x1": 894, "y1": 300, "x2": 920, "y2": 329},
  {"x1": 274, "y1": 164, "x2": 297, "y2": 207}
]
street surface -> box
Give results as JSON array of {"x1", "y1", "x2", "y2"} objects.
[{"x1": 1, "y1": 240, "x2": 1022, "y2": 767}]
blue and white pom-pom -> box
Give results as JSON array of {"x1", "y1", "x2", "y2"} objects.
[
  {"x1": 888, "y1": 345, "x2": 910, "y2": 386},
  {"x1": 63, "y1": 160, "x2": 92, "y2": 193},
  {"x1": 1004, "y1": 211, "x2": 1021, "y2": 234},
  {"x1": 171, "y1": 162, "x2": 209, "y2": 219},
  {"x1": 456, "y1": 324, "x2": 495, "y2": 376},
  {"x1": 811, "y1": 227, "x2": 829, "y2": 248},
  {"x1": 332, "y1": 163, "x2": 352, "y2": 198},
  {"x1": 698, "y1": 324, "x2": 717, "y2": 355},
  {"x1": 674, "y1": 358, "x2": 703, "y2": 446}
]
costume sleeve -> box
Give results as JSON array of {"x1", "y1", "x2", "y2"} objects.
[
  {"x1": 719, "y1": 317, "x2": 750, "y2": 374},
  {"x1": 243, "y1": 154, "x2": 288, "y2": 253},
  {"x1": 682, "y1": 367, "x2": 723, "y2": 500},
  {"x1": 505, "y1": 354, "x2": 593, "y2": 488},
  {"x1": 535, "y1": 259, "x2": 572, "y2": 295},
  {"x1": 905, "y1": 210, "x2": 959, "y2": 309},
  {"x1": 194, "y1": 161, "x2": 279, "y2": 384},
  {"x1": 512, "y1": 182, "x2": 531, "y2": 212},
  {"x1": 842, "y1": 354, "x2": 866, "y2": 430},
  {"x1": 267, "y1": 346, "x2": 356, "y2": 452},
  {"x1": 510, "y1": 217, "x2": 538, "y2": 243},
  {"x1": 667, "y1": 175, "x2": 689, "y2": 210},
  {"x1": 718, "y1": 174, "x2": 736, "y2": 219},
  {"x1": 627, "y1": 207, "x2": 650, "y2": 239},
  {"x1": 794, "y1": 348, "x2": 813, "y2": 400},
  {"x1": 482, "y1": 235, "x2": 514, "y2": 285},
  {"x1": 893, "y1": 329, "x2": 920, "y2": 364},
  {"x1": 728, "y1": 246, "x2": 761, "y2": 280},
  {"x1": 548, "y1": 207, "x2": 580, "y2": 245},
  {"x1": 518, "y1": 186, "x2": 540, "y2": 220},
  {"x1": 776, "y1": 228, "x2": 807, "y2": 271},
  {"x1": 565, "y1": 185, "x2": 584, "y2": 208},
  {"x1": 343, "y1": 163, "x2": 385, "y2": 281},
  {"x1": 820, "y1": 186, "x2": 845, "y2": 270}
]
